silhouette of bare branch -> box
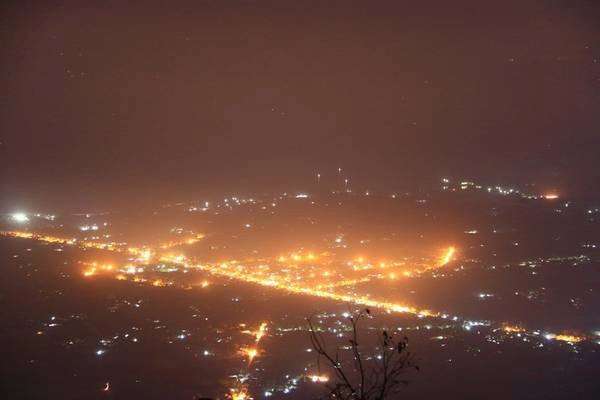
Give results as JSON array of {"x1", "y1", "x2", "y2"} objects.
[{"x1": 307, "y1": 309, "x2": 418, "y2": 400}]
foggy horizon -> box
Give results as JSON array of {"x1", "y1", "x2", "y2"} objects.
[{"x1": 2, "y1": 0, "x2": 600, "y2": 211}]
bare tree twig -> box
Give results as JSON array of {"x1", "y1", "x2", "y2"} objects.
[{"x1": 307, "y1": 309, "x2": 418, "y2": 400}]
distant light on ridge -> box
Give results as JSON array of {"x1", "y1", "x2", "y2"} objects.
[{"x1": 11, "y1": 213, "x2": 29, "y2": 223}]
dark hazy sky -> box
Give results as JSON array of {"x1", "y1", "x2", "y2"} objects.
[{"x1": 1, "y1": 0, "x2": 599, "y2": 211}]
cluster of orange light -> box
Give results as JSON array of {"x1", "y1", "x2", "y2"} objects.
[
  {"x1": 551, "y1": 334, "x2": 584, "y2": 343},
  {"x1": 2, "y1": 231, "x2": 75, "y2": 246},
  {"x1": 239, "y1": 347, "x2": 259, "y2": 364},
  {"x1": 278, "y1": 252, "x2": 319, "y2": 263},
  {"x1": 82, "y1": 262, "x2": 114, "y2": 277},
  {"x1": 315, "y1": 277, "x2": 372, "y2": 290},
  {"x1": 1, "y1": 231, "x2": 123, "y2": 251},
  {"x1": 183, "y1": 260, "x2": 432, "y2": 317},
  {"x1": 159, "y1": 234, "x2": 205, "y2": 249},
  {"x1": 127, "y1": 247, "x2": 153, "y2": 264},
  {"x1": 238, "y1": 321, "x2": 268, "y2": 365},
  {"x1": 502, "y1": 325, "x2": 525, "y2": 334},
  {"x1": 231, "y1": 321, "x2": 269, "y2": 399},
  {"x1": 5, "y1": 231, "x2": 591, "y2": 345},
  {"x1": 198, "y1": 247, "x2": 453, "y2": 294},
  {"x1": 501, "y1": 325, "x2": 584, "y2": 343},
  {"x1": 156, "y1": 247, "x2": 457, "y2": 322},
  {"x1": 229, "y1": 387, "x2": 250, "y2": 400}
]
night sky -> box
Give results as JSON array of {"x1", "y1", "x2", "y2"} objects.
[{"x1": 1, "y1": 0, "x2": 599, "y2": 211}]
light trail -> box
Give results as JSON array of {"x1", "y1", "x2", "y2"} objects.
[
  {"x1": 308, "y1": 374, "x2": 329, "y2": 383},
  {"x1": 231, "y1": 322, "x2": 269, "y2": 398},
  {"x1": 439, "y1": 247, "x2": 456, "y2": 266},
  {"x1": 1, "y1": 231, "x2": 125, "y2": 252},
  {"x1": 253, "y1": 322, "x2": 268, "y2": 343},
  {"x1": 546, "y1": 333, "x2": 584, "y2": 344},
  {"x1": 187, "y1": 260, "x2": 427, "y2": 316}
]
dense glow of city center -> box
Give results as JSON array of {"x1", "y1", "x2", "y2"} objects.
[{"x1": 0, "y1": 229, "x2": 590, "y2": 345}]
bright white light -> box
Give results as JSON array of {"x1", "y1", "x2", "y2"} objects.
[
  {"x1": 79, "y1": 224, "x2": 99, "y2": 231},
  {"x1": 11, "y1": 213, "x2": 29, "y2": 223}
]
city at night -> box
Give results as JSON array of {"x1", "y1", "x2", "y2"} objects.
[{"x1": 1, "y1": 1, "x2": 599, "y2": 399}]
